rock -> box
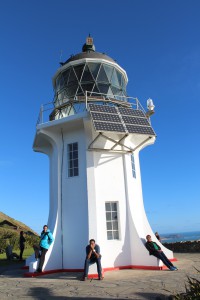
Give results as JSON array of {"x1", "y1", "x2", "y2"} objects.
[{"x1": 163, "y1": 240, "x2": 200, "y2": 252}]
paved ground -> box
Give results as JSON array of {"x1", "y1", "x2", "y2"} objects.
[{"x1": 0, "y1": 253, "x2": 199, "y2": 300}]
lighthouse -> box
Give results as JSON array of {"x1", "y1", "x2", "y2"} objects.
[{"x1": 29, "y1": 36, "x2": 174, "y2": 274}]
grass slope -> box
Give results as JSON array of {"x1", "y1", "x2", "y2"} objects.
[
  {"x1": 0, "y1": 211, "x2": 39, "y2": 253},
  {"x1": 0, "y1": 211, "x2": 37, "y2": 235}
]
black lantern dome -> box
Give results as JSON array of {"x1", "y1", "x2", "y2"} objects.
[{"x1": 53, "y1": 36, "x2": 128, "y2": 107}]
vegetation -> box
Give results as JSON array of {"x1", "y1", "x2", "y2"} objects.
[
  {"x1": 0, "y1": 211, "x2": 39, "y2": 254},
  {"x1": 0, "y1": 247, "x2": 34, "y2": 260},
  {"x1": 0, "y1": 248, "x2": 34, "y2": 266},
  {"x1": 170, "y1": 269, "x2": 200, "y2": 300},
  {"x1": 0, "y1": 212, "x2": 38, "y2": 234}
]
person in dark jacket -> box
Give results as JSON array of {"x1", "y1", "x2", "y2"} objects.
[
  {"x1": 33, "y1": 225, "x2": 54, "y2": 273},
  {"x1": 155, "y1": 232, "x2": 161, "y2": 242},
  {"x1": 145, "y1": 235, "x2": 178, "y2": 271},
  {"x1": 81, "y1": 239, "x2": 103, "y2": 281},
  {"x1": 19, "y1": 231, "x2": 26, "y2": 260}
]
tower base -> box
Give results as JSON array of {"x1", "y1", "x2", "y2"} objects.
[{"x1": 24, "y1": 257, "x2": 177, "y2": 277}]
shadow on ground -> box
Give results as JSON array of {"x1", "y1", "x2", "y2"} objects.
[
  {"x1": 135, "y1": 293, "x2": 173, "y2": 300},
  {"x1": 28, "y1": 287, "x2": 173, "y2": 300},
  {"x1": 0, "y1": 261, "x2": 25, "y2": 276}
]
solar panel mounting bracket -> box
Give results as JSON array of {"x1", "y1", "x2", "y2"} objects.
[
  {"x1": 88, "y1": 133, "x2": 153, "y2": 154},
  {"x1": 88, "y1": 132, "x2": 133, "y2": 153}
]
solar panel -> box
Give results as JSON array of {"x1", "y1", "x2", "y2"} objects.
[
  {"x1": 93, "y1": 121, "x2": 126, "y2": 133},
  {"x1": 126, "y1": 125, "x2": 155, "y2": 135},
  {"x1": 91, "y1": 112, "x2": 121, "y2": 123},
  {"x1": 118, "y1": 107, "x2": 145, "y2": 117},
  {"x1": 89, "y1": 103, "x2": 117, "y2": 114},
  {"x1": 89, "y1": 103, "x2": 156, "y2": 136},
  {"x1": 122, "y1": 115, "x2": 150, "y2": 126}
]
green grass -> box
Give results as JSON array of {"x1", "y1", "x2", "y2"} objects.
[{"x1": 0, "y1": 248, "x2": 34, "y2": 266}]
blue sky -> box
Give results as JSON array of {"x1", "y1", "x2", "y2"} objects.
[{"x1": 0, "y1": 0, "x2": 199, "y2": 235}]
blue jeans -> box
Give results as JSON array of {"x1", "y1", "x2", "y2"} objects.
[
  {"x1": 153, "y1": 251, "x2": 174, "y2": 269},
  {"x1": 84, "y1": 257, "x2": 102, "y2": 277}
]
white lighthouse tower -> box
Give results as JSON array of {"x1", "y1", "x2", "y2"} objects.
[{"x1": 30, "y1": 36, "x2": 174, "y2": 275}]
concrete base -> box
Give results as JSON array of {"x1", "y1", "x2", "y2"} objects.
[
  {"x1": 24, "y1": 259, "x2": 177, "y2": 277},
  {"x1": 29, "y1": 261, "x2": 39, "y2": 273}
]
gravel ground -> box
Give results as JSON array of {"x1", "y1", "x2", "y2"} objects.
[{"x1": 0, "y1": 253, "x2": 199, "y2": 300}]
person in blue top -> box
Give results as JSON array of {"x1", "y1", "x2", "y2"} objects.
[
  {"x1": 145, "y1": 234, "x2": 178, "y2": 271},
  {"x1": 33, "y1": 225, "x2": 54, "y2": 273},
  {"x1": 81, "y1": 239, "x2": 103, "y2": 281}
]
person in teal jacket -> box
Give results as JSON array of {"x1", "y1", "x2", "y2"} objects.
[{"x1": 33, "y1": 225, "x2": 54, "y2": 273}]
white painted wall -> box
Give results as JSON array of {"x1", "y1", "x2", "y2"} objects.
[
  {"x1": 61, "y1": 127, "x2": 89, "y2": 269},
  {"x1": 30, "y1": 112, "x2": 173, "y2": 272}
]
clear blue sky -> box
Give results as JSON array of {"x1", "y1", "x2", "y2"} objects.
[{"x1": 0, "y1": 0, "x2": 199, "y2": 234}]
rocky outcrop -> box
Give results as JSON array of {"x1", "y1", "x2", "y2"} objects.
[{"x1": 163, "y1": 240, "x2": 200, "y2": 252}]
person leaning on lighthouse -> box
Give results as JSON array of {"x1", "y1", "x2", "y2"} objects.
[
  {"x1": 145, "y1": 235, "x2": 178, "y2": 271},
  {"x1": 33, "y1": 225, "x2": 54, "y2": 273}
]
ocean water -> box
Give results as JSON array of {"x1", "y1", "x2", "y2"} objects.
[{"x1": 160, "y1": 231, "x2": 200, "y2": 243}]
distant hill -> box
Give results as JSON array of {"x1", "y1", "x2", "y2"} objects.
[
  {"x1": 0, "y1": 212, "x2": 39, "y2": 252},
  {"x1": 0, "y1": 211, "x2": 38, "y2": 235}
]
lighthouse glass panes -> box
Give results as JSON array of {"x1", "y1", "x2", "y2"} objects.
[
  {"x1": 131, "y1": 154, "x2": 136, "y2": 178},
  {"x1": 54, "y1": 62, "x2": 127, "y2": 108},
  {"x1": 67, "y1": 142, "x2": 79, "y2": 177},
  {"x1": 105, "y1": 202, "x2": 119, "y2": 240}
]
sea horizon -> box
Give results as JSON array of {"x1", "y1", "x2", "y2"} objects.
[{"x1": 160, "y1": 230, "x2": 200, "y2": 243}]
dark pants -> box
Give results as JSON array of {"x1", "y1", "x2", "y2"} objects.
[
  {"x1": 38, "y1": 247, "x2": 48, "y2": 271},
  {"x1": 153, "y1": 251, "x2": 174, "y2": 269},
  {"x1": 33, "y1": 245, "x2": 48, "y2": 272},
  {"x1": 19, "y1": 246, "x2": 24, "y2": 260},
  {"x1": 84, "y1": 257, "x2": 102, "y2": 278}
]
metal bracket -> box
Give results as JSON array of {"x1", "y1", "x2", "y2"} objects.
[
  {"x1": 88, "y1": 132, "x2": 132, "y2": 153},
  {"x1": 88, "y1": 133, "x2": 152, "y2": 154}
]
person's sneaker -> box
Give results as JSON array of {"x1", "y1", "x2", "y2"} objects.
[
  {"x1": 98, "y1": 276, "x2": 103, "y2": 280},
  {"x1": 170, "y1": 266, "x2": 177, "y2": 271},
  {"x1": 173, "y1": 266, "x2": 178, "y2": 270}
]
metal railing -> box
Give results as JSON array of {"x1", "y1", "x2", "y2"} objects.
[
  {"x1": 36, "y1": 92, "x2": 146, "y2": 125},
  {"x1": 36, "y1": 101, "x2": 55, "y2": 125}
]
